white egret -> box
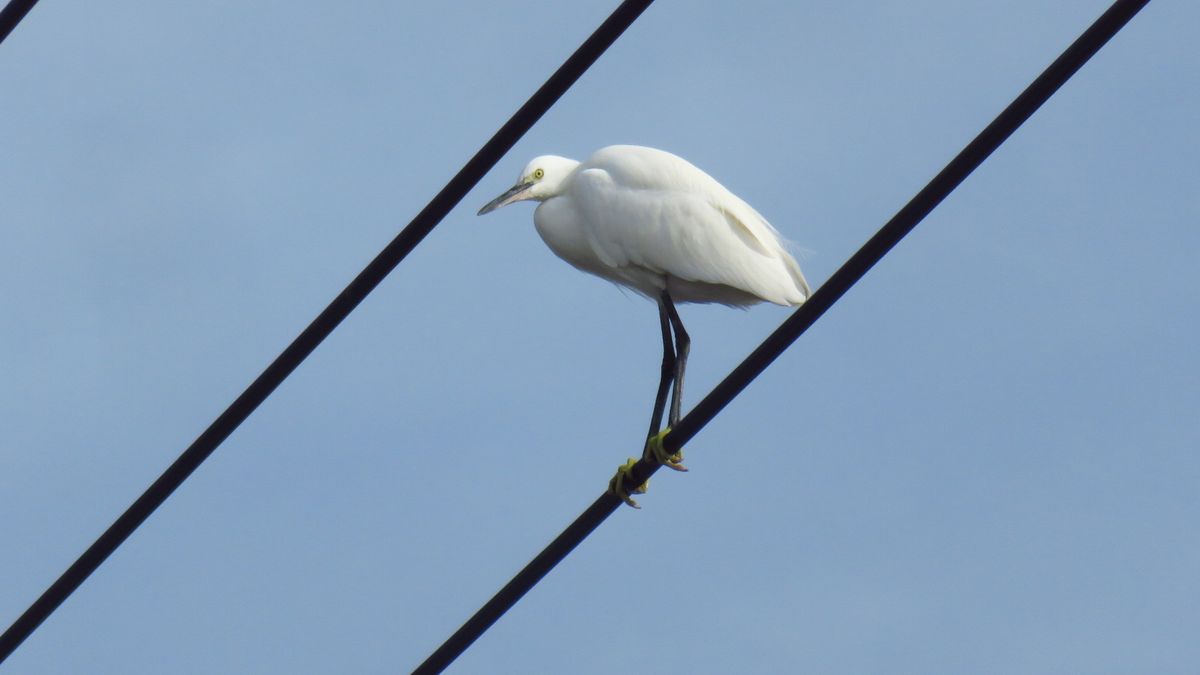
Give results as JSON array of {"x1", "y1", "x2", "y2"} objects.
[{"x1": 479, "y1": 145, "x2": 809, "y2": 505}]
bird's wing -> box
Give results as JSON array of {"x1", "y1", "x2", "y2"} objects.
[
  {"x1": 572, "y1": 167, "x2": 806, "y2": 304},
  {"x1": 726, "y1": 199, "x2": 812, "y2": 299}
]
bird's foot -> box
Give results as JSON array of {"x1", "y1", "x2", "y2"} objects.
[
  {"x1": 607, "y1": 457, "x2": 648, "y2": 509},
  {"x1": 645, "y1": 428, "x2": 687, "y2": 472}
]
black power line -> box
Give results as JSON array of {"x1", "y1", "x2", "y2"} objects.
[
  {"x1": 411, "y1": 1, "x2": 1151, "y2": 672},
  {"x1": 0, "y1": 0, "x2": 656, "y2": 663},
  {"x1": 0, "y1": 0, "x2": 39, "y2": 46}
]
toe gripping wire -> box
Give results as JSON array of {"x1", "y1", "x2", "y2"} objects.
[{"x1": 608, "y1": 290, "x2": 689, "y2": 508}]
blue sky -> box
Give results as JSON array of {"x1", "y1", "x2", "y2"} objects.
[{"x1": 2, "y1": 1, "x2": 1198, "y2": 673}]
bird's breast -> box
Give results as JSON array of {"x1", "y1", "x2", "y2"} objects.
[{"x1": 534, "y1": 197, "x2": 611, "y2": 278}]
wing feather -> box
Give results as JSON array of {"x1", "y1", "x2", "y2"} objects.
[{"x1": 571, "y1": 161, "x2": 807, "y2": 305}]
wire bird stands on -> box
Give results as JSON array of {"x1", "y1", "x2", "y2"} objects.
[
  {"x1": 411, "y1": 0, "x2": 1152, "y2": 672},
  {"x1": 0, "y1": 0, "x2": 656, "y2": 663}
]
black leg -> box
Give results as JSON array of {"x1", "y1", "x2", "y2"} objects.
[
  {"x1": 662, "y1": 291, "x2": 690, "y2": 427},
  {"x1": 646, "y1": 297, "x2": 676, "y2": 442}
]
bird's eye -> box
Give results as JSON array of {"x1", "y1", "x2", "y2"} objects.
[{"x1": 533, "y1": 168, "x2": 545, "y2": 180}]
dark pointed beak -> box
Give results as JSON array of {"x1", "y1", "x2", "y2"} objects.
[{"x1": 478, "y1": 182, "x2": 534, "y2": 215}]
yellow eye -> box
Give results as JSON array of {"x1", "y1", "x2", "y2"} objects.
[{"x1": 533, "y1": 168, "x2": 545, "y2": 180}]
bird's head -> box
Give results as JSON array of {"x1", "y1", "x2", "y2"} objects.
[{"x1": 477, "y1": 155, "x2": 579, "y2": 215}]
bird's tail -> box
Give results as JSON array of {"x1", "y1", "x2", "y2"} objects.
[{"x1": 781, "y1": 247, "x2": 811, "y2": 304}]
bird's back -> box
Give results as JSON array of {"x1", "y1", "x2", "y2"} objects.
[{"x1": 559, "y1": 145, "x2": 810, "y2": 306}]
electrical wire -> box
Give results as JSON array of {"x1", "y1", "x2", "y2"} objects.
[
  {"x1": 410, "y1": 1, "x2": 1151, "y2": 672},
  {"x1": 0, "y1": 0, "x2": 656, "y2": 662},
  {"x1": 0, "y1": 0, "x2": 39, "y2": 46}
]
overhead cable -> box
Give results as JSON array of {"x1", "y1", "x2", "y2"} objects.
[
  {"x1": 411, "y1": 1, "x2": 1152, "y2": 672},
  {"x1": 0, "y1": 0, "x2": 40, "y2": 46},
  {"x1": 0, "y1": 0, "x2": 656, "y2": 662}
]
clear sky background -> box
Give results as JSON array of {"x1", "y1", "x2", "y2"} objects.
[{"x1": 2, "y1": 1, "x2": 1198, "y2": 673}]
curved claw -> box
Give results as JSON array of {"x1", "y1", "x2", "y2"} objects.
[
  {"x1": 645, "y1": 428, "x2": 687, "y2": 472},
  {"x1": 607, "y1": 457, "x2": 647, "y2": 509}
]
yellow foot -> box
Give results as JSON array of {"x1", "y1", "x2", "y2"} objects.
[
  {"x1": 607, "y1": 457, "x2": 648, "y2": 509},
  {"x1": 645, "y1": 428, "x2": 687, "y2": 472}
]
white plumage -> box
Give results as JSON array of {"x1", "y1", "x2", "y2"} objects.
[
  {"x1": 481, "y1": 145, "x2": 809, "y2": 307},
  {"x1": 478, "y1": 145, "x2": 810, "y2": 498}
]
